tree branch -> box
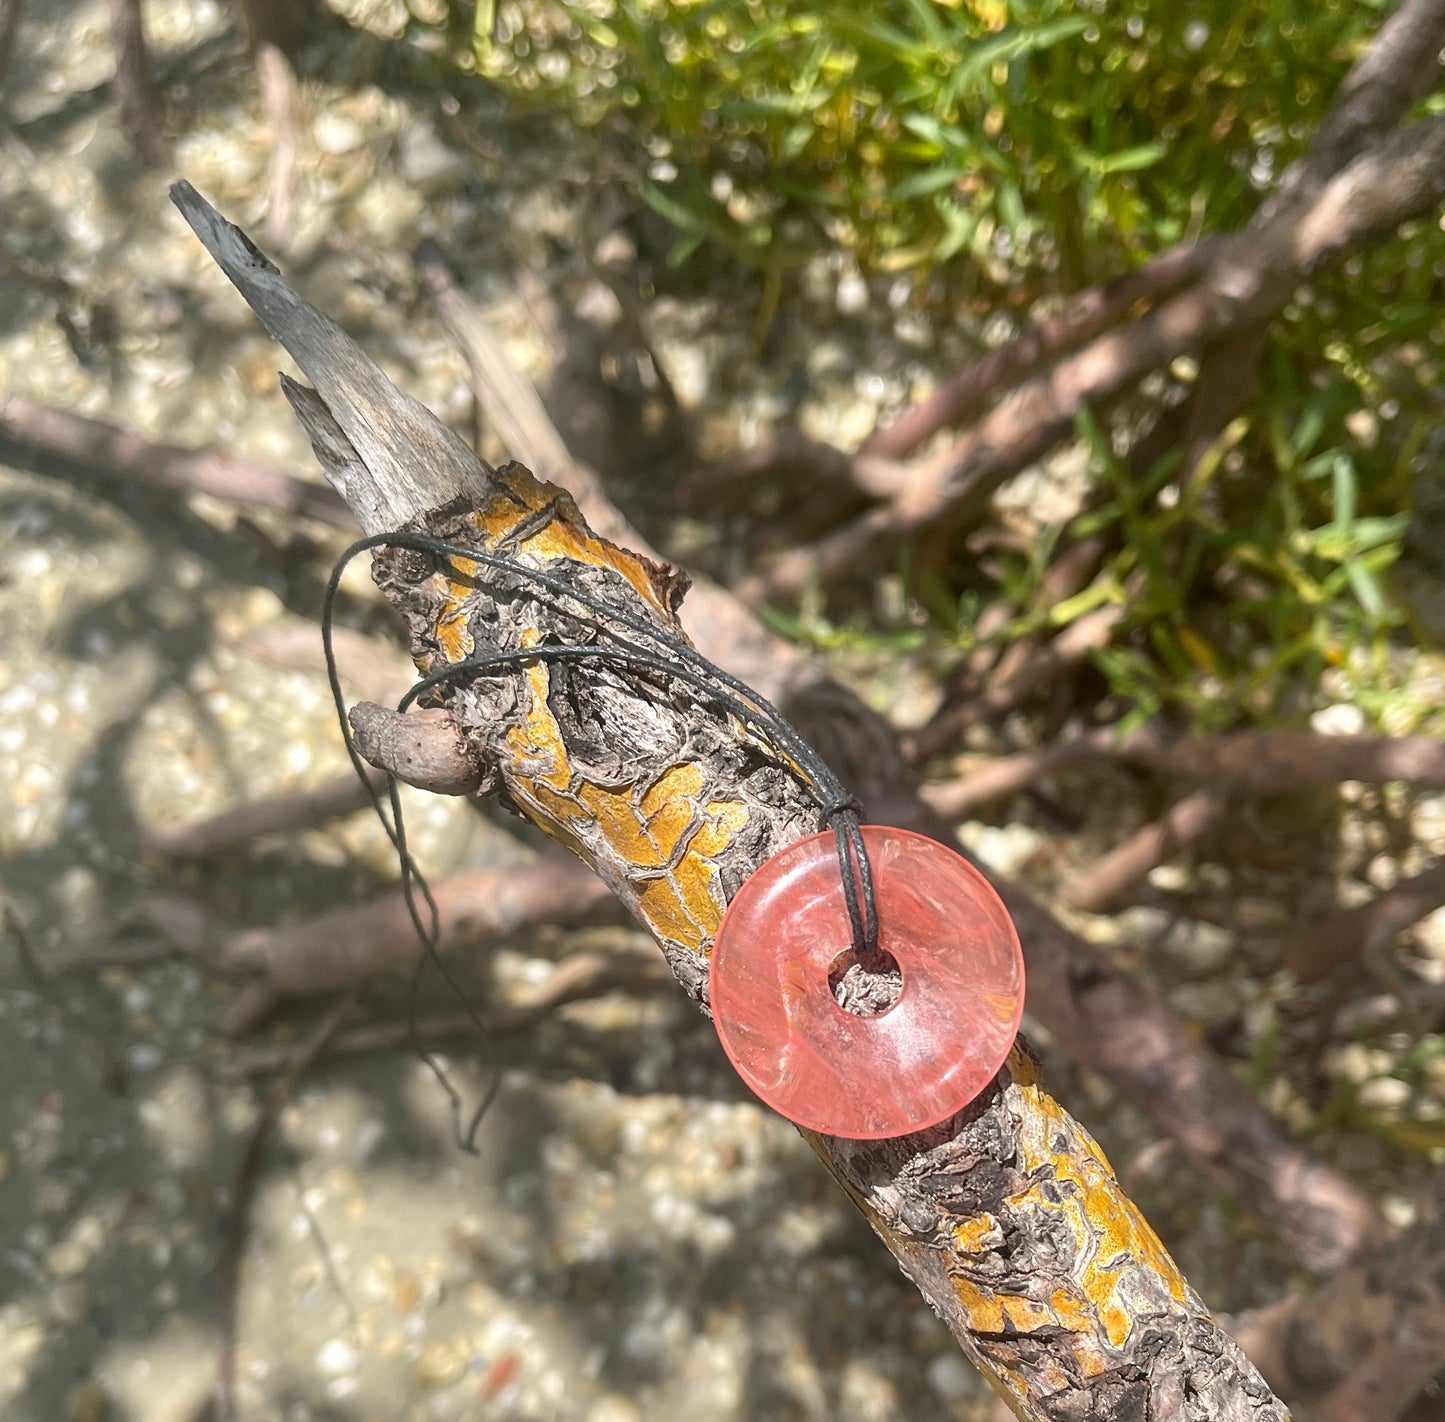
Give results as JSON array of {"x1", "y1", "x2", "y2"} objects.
[
  {"x1": 142, "y1": 769, "x2": 383, "y2": 858},
  {"x1": 756, "y1": 108, "x2": 1445, "y2": 600},
  {"x1": 176, "y1": 188, "x2": 1300, "y2": 1419},
  {"x1": 1235, "y1": 1167, "x2": 1445, "y2": 1422},
  {"x1": 1263, "y1": 0, "x2": 1445, "y2": 221},
  {"x1": 217, "y1": 858, "x2": 612, "y2": 1033},
  {"x1": 1062, "y1": 788, "x2": 1229, "y2": 913},
  {"x1": 921, "y1": 728, "x2": 1445, "y2": 820},
  {"x1": 0, "y1": 0, "x2": 25, "y2": 95},
  {"x1": 863, "y1": 238, "x2": 1222, "y2": 462},
  {"x1": 0, "y1": 394, "x2": 350, "y2": 522},
  {"x1": 217, "y1": 944, "x2": 673, "y2": 1081}
]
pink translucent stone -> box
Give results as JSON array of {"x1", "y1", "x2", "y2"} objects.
[{"x1": 710, "y1": 826, "x2": 1025, "y2": 1139}]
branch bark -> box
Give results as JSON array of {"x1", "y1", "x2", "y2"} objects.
[
  {"x1": 921, "y1": 728, "x2": 1445, "y2": 820},
  {"x1": 176, "y1": 184, "x2": 1297, "y2": 1419}
]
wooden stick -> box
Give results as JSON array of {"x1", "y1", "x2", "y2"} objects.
[
  {"x1": 922, "y1": 728, "x2": 1445, "y2": 820},
  {"x1": 756, "y1": 113, "x2": 1445, "y2": 600},
  {"x1": 910, "y1": 602, "x2": 1124, "y2": 763},
  {"x1": 1235, "y1": 1166, "x2": 1445, "y2": 1422},
  {"x1": 1062, "y1": 788, "x2": 1229, "y2": 913},
  {"x1": 217, "y1": 858, "x2": 613, "y2": 1034},
  {"x1": 178, "y1": 186, "x2": 1295, "y2": 1419},
  {"x1": 142, "y1": 769, "x2": 384, "y2": 858},
  {"x1": 254, "y1": 41, "x2": 300, "y2": 250},
  {"x1": 863, "y1": 239, "x2": 1221, "y2": 462},
  {"x1": 106, "y1": 0, "x2": 168, "y2": 167},
  {"x1": 0, "y1": 0, "x2": 24, "y2": 94},
  {"x1": 216, "y1": 993, "x2": 353, "y2": 1419},
  {"x1": 217, "y1": 946, "x2": 673, "y2": 1080},
  {"x1": 417, "y1": 250, "x2": 1383, "y2": 1278},
  {"x1": 0, "y1": 394, "x2": 350, "y2": 523},
  {"x1": 1284, "y1": 859, "x2": 1445, "y2": 984}
]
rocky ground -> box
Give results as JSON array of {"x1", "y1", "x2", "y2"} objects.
[{"x1": 2, "y1": 3, "x2": 1444, "y2": 1422}]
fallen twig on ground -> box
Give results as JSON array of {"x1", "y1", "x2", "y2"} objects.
[
  {"x1": 910, "y1": 601, "x2": 1124, "y2": 762},
  {"x1": 677, "y1": 241, "x2": 1219, "y2": 516},
  {"x1": 1232, "y1": 1165, "x2": 1445, "y2": 1421},
  {"x1": 217, "y1": 857, "x2": 613, "y2": 1035},
  {"x1": 864, "y1": 238, "x2": 1222, "y2": 463},
  {"x1": 239, "y1": 0, "x2": 304, "y2": 250},
  {"x1": 1282, "y1": 859, "x2": 1445, "y2": 984},
  {"x1": 106, "y1": 0, "x2": 168, "y2": 167},
  {"x1": 239, "y1": 621, "x2": 413, "y2": 704},
  {"x1": 0, "y1": 394, "x2": 350, "y2": 522},
  {"x1": 254, "y1": 41, "x2": 299, "y2": 249},
  {"x1": 142, "y1": 769, "x2": 385, "y2": 858},
  {"x1": 217, "y1": 944, "x2": 672, "y2": 1081},
  {"x1": 921, "y1": 728, "x2": 1445, "y2": 821},
  {"x1": 216, "y1": 992, "x2": 353, "y2": 1420},
  {"x1": 0, "y1": 0, "x2": 24, "y2": 94},
  {"x1": 1062, "y1": 787, "x2": 1229, "y2": 913}
]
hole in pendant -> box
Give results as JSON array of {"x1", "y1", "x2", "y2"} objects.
[{"x1": 828, "y1": 947, "x2": 902, "y2": 1017}]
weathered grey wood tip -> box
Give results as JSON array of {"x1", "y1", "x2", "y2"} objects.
[{"x1": 170, "y1": 180, "x2": 496, "y2": 533}]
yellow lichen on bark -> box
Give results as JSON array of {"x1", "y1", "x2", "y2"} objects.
[
  {"x1": 416, "y1": 470, "x2": 751, "y2": 962},
  {"x1": 936, "y1": 1079, "x2": 1193, "y2": 1386}
]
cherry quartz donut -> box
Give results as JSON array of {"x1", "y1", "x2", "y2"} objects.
[{"x1": 709, "y1": 826, "x2": 1024, "y2": 1139}]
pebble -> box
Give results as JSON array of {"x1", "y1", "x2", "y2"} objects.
[
  {"x1": 925, "y1": 1351, "x2": 976, "y2": 1402},
  {"x1": 835, "y1": 269, "x2": 870, "y2": 314},
  {"x1": 398, "y1": 120, "x2": 469, "y2": 190},
  {"x1": 314, "y1": 114, "x2": 366, "y2": 155},
  {"x1": 1311, "y1": 703, "x2": 1367, "y2": 736},
  {"x1": 1168, "y1": 981, "x2": 1240, "y2": 1027},
  {"x1": 45, "y1": 1241, "x2": 92, "y2": 1279},
  {"x1": 1356, "y1": 1076, "x2": 1411, "y2": 1113},
  {"x1": 49, "y1": 1280, "x2": 93, "y2": 1325},
  {"x1": 957, "y1": 821, "x2": 1043, "y2": 877},
  {"x1": 65, "y1": 1381, "x2": 109, "y2": 1422},
  {"x1": 315, "y1": 1339, "x2": 360, "y2": 1377},
  {"x1": 413, "y1": 1338, "x2": 470, "y2": 1388},
  {"x1": 587, "y1": 1397, "x2": 642, "y2": 1422}
]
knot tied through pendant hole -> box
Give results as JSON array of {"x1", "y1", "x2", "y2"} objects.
[{"x1": 828, "y1": 946, "x2": 902, "y2": 1018}]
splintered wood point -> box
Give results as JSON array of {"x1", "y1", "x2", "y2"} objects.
[{"x1": 169, "y1": 180, "x2": 495, "y2": 532}]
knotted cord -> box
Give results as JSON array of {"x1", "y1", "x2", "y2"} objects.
[{"x1": 321, "y1": 527, "x2": 880, "y2": 1147}]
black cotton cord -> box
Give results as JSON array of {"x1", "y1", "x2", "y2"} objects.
[
  {"x1": 322, "y1": 550, "x2": 500, "y2": 1155},
  {"x1": 320, "y1": 528, "x2": 881, "y2": 1145}
]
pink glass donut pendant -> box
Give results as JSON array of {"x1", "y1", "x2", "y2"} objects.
[{"x1": 709, "y1": 826, "x2": 1025, "y2": 1139}]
